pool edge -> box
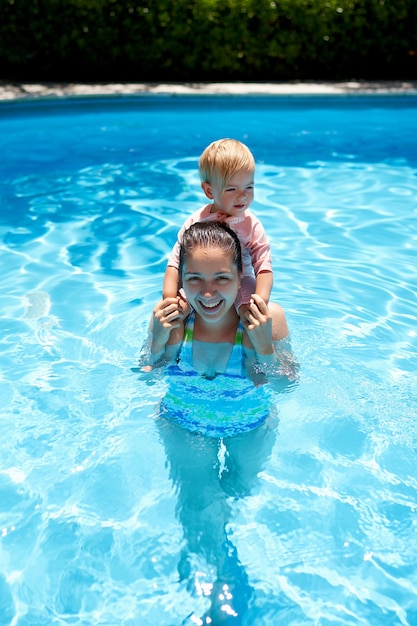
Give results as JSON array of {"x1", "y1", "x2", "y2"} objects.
[{"x1": 1, "y1": 80, "x2": 417, "y2": 103}]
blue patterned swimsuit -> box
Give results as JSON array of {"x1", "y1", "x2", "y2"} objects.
[{"x1": 160, "y1": 313, "x2": 271, "y2": 437}]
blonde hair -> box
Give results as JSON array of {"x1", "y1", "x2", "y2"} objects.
[{"x1": 198, "y1": 138, "x2": 255, "y2": 191}]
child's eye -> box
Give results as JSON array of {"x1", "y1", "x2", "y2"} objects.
[
  {"x1": 185, "y1": 276, "x2": 201, "y2": 284},
  {"x1": 216, "y1": 276, "x2": 231, "y2": 283}
]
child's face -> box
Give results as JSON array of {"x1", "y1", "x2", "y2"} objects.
[
  {"x1": 202, "y1": 169, "x2": 254, "y2": 217},
  {"x1": 182, "y1": 245, "x2": 240, "y2": 325}
]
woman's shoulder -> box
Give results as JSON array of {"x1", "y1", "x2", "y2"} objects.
[{"x1": 269, "y1": 302, "x2": 290, "y2": 341}]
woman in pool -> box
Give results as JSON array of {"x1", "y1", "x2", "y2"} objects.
[
  {"x1": 141, "y1": 221, "x2": 297, "y2": 622},
  {"x1": 143, "y1": 220, "x2": 297, "y2": 437}
]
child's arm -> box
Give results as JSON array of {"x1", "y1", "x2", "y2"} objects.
[
  {"x1": 163, "y1": 265, "x2": 180, "y2": 299},
  {"x1": 238, "y1": 270, "x2": 273, "y2": 323},
  {"x1": 255, "y1": 269, "x2": 273, "y2": 303},
  {"x1": 244, "y1": 215, "x2": 273, "y2": 305},
  {"x1": 163, "y1": 263, "x2": 190, "y2": 316}
]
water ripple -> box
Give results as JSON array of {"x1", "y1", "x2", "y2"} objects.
[{"x1": 1, "y1": 98, "x2": 417, "y2": 625}]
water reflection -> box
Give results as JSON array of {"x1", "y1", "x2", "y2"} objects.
[{"x1": 157, "y1": 410, "x2": 278, "y2": 624}]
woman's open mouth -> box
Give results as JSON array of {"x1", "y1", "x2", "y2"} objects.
[{"x1": 198, "y1": 299, "x2": 223, "y2": 313}]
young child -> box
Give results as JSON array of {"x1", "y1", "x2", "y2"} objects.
[{"x1": 162, "y1": 138, "x2": 273, "y2": 324}]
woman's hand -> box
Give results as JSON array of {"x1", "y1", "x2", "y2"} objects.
[
  {"x1": 243, "y1": 294, "x2": 274, "y2": 356},
  {"x1": 243, "y1": 295, "x2": 297, "y2": 384},
  {"x1": 153, "y1": 297, "x2": 183, "y2": 327},
  {"x1": 151, "y1": 297, "x2": 184, "y2": 355}
]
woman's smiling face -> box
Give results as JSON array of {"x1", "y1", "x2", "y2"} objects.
[{"x1": 182, "y1": 245, "x2": 240, "y2": 324}]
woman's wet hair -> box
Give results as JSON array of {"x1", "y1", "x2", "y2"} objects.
[{"x1": 179, "y1": 221, "x2": 243, "y2": 276}]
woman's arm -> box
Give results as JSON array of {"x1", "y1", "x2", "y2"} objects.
[
  {"x1": 243, "y1": 295, "x2": 299, "y2": 383},
  {"x1": 139, "y1": 297, "x2": 184, "y2": 370},
  {"x1": 151, "y1": 297, "x2": 183, "y2": 353},
  {"x1": 244, "y1": 295, "x2": 288, "y2": 352}
]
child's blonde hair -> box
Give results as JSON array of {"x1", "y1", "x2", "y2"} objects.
[{"x1": 198, "y1": 139, "x2": 255, "y2": 191}]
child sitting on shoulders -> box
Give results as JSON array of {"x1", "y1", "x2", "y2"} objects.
[{"x1": 163, "y1": 138, "x2": 273, "y2": 325}]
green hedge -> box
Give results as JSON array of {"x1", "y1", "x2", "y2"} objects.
[{"x1": 1, "y1": 0, "x2": 416, "y2": 81}]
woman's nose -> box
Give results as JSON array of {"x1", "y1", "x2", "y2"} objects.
[{"x1": 201, "y1": 282, "x2": 215, "y2": 297}]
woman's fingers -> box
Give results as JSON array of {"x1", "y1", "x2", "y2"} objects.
[
  {"x1": 246, "y1": 295, "x2": 270, "y2": 328},
  {"x1": 250, "y1": 294, "x2": 269, "y2": 314},
  {"x1": 154, "y1": 297, "x2": 183, "y2": 327}
]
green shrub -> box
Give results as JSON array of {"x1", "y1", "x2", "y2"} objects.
[{"x1": 1, "y1": 0, "x2": 416, "y2": 81}]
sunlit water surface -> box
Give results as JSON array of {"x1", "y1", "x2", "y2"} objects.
[{"x1": 0, "y1": 96, "x2": 416, "y2": 625}]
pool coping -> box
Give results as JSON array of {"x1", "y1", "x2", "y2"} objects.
[{"x1": 1, "y1": 80, "x2": 417, "y2": 101}]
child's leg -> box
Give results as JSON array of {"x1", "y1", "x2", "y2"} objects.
[
  {"x1": 178, "y1": 287, "x2": 192, "y2": 316},
  {"x1": 234, "y1": 275, "x2": 256, "y2": 323}
]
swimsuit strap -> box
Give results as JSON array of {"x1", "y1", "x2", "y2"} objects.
[
  {"x1": 183, "y1": 312, "x2": 244, "y2": 345},
  {"x1": 235, "y1": 320, "x2": 244, "y2": 346},
  {"x1": 180, "y1": 312, "x2": 244, "y2": 375},
  {"x1": 179, "y1": 312, "x2": 195, "y2": 366},
  {"x1": 228, "y1": 320, "x2": 245, "y2": 374}
]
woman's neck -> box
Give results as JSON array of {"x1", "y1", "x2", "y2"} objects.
[{"x1": 193, "y1": 309, "x2": 239, "y2": 344}]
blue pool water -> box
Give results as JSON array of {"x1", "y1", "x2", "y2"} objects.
[{"x1": 0, "y1": 95, "x2": 416, "y2": 625}]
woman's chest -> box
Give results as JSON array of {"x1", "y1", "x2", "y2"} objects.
[{"x1": 192, "y1": 341, "x2": 233, "y2": 378}]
